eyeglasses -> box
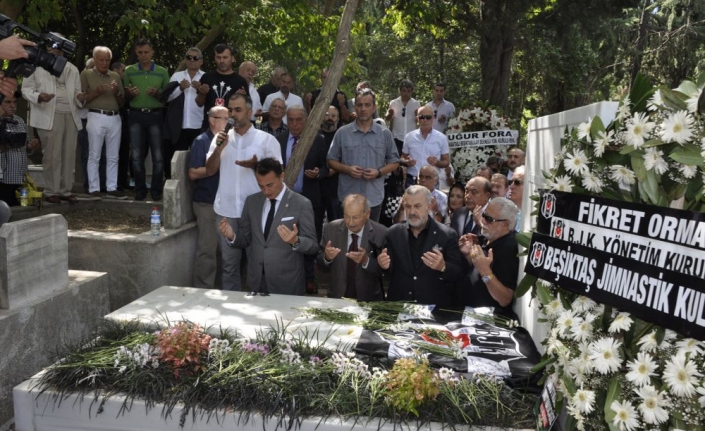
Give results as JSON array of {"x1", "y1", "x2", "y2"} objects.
[
  {"x1": 185, "y1": 55, "x2": 202, "y2": 61},
  {"x1": 509, "y1": 179, "x2": 523, "y2": 186},
  {"x1": 434, "y1": 110, "x2": 438, "y2": 117},
  {"x1": 482, "y1": 212, "x2": 508, "y2": 224},
  {"x1": 402, "y1": 107, "x2": 406, "y2": 117},
  {"x1": 418, "y1": 115, "x2": 433, "y2": 121},
  {"x1": 212, "y1": 117, "x2": 229, "y2": 120}
]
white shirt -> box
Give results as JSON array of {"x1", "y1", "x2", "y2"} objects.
[
  {"x1": 431, "y1": 189, "x2": 448, "y2": 218},
  {"x1": 260, "y1": 185, "x2": 287, "y2": 233},
  {"x1": 388, "y1": 97, "x2": 420, "y2": 141},
  {"x1": 425, "y1": 99, "x2": 455, "y2": 132},
  {"x1": 402, "y1": 128, "x2": 450, "y2": 177},
  {"x1": 249, "y1": 82, "x2": 262, "y2": 122},
  {"x1": 207, "y1": 126, "x2": 283, "y2": 218},
  {"x1": 262, "y1": 91, "x2": 304, "y2": 125},
  {"x1": 168, "y1": 69, "x2": 205, "y2": 129}
]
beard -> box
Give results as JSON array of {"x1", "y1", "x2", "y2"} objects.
[{"x1": 321, "y1": 120, "x2": 336, "y2": 132}]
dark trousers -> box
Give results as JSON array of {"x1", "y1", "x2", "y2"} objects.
[
  {"x1": 129, "y1": 111, "x2": 164, "y2": 198},
  {"x1": 165, "y1": 128, "x2": 200, "y2": 179}
]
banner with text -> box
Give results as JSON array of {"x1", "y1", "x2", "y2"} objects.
[
  {"x1": 447, "y1": 129, "x2": 519, "y2": 148},
  {"x1": 526, "y1": 191, "x2": 705, "y2": 339}
]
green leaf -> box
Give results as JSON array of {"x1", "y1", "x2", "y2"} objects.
[
  {"x1": 515, "y1": 231, "x2": 533, "y2": 248},
  {"x1": 530, "y1": 355, "x2": 555, "y2": 373},
  {"x1": 620, "y1": 145, "x2": 638, "y2": 155},
  {"x1": 590, "y1": 116, "x2": 606, "y2": 140},
  {"x1": 515, "y1": 274, "x2": 537, "y2": 298},
  {"x1": 561, "y1": 375, "x2": 577, "y2": 396},
  {"x1": 630, "y1": 152, "x2": 647, "y2": 181},
  {"x1": 603, "y1": 376, "x2": 622, "y2": 431},
  {"x1": 660, "y1": 87, "x2": 688, "y2": 111},
  {"x1": 675, "y1": 80, "x2": 698, "y2": 98},
  {"x1": 669, "y1": 143, "x2": 704, "y2": 166},
  {"x1": 629, "y1": 74, "x2": 654, "y2": 112},
  {"x1": 642, "y1": 138, "x2": 666, "y2": 148},
  {"x1": 536, "y1": 281, "x2": 554, "y2": 305}
]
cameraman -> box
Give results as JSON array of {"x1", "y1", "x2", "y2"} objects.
[
  {"x1": 0, "y1": 35, "x2": 35, "y2": 98},
  {"x1": 0, "y1": 91, "x2": 39, "y2": 206}
]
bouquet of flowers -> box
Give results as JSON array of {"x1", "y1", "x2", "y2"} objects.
[
  {"x1": 445, "y1": 106, "x2": 513, "y2": 181},
  {"x1": 518, "y1": 74, "x2": 705, "y2": 430}
]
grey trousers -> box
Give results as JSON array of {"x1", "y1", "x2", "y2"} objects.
[
  {"x1": 193, "y1": 202, "x2": 218, "y2": 289},
  {"x1": 218, "y1": 216, "x2": 242, "y2": 291}
]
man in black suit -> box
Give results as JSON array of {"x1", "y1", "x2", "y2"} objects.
[
  {"x1": 376, "y1": 185, "x2": 466, "y2": 307},
  {"x1": 317, "y1": 194, "x2": 387, "y2": 301},
  {"x1": 278, "y1": 105, "x2": 328, "y2": 293},
  {"x1": 450, "y1": 176, "x2": 491, "y2": 237}
]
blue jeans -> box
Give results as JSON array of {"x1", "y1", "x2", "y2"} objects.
[{"x1": 129, "y1": 110, "x2": 164, "y2": 197}]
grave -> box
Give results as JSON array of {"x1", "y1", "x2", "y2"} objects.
[
  {"x1": 13, "y1": 287, "x2": 533, "y2": 431},
  {"x1": 0, "y1": 214, "x2": 109, "y2": 429}
]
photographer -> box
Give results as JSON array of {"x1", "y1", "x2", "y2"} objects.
[
  {"x1": 0, "y1": 35, "x2": 35, "y2": 99},
  {"x1": 0, "y1": 91, "x2": 39, "y2": 206}
]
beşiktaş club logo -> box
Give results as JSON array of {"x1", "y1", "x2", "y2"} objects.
[
  {"x1": 541, "y1": 193, "x2": 556, "y2": 219},
  {"x1": 530, "y1": 242, "x2": 547, "y2": 268},
  {"x1": 551, "y1": 219, "x2": 564, "y2": 239}
]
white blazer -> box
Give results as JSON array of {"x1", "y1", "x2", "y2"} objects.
[{"x1": 21, "y1": 62, "x2": 83, "y2": 131}]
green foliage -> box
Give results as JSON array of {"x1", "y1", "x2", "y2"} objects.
[{"x1": 385, "y1": 357, "x2": 439, "y2": 416}]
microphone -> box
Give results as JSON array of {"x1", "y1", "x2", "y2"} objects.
[{"x1": 217, "y1": 118, "x2": 235, "y2": 146}]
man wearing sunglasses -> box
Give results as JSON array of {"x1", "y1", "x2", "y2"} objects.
[
  {"x1": 385, "y1": 79, "x2": 420, "y2": 154},
  {"x1": 508, "y1": 165, "x2": 524, "y2": 209},
  {"x1": 165, "y1": 48, "x2": 205, "y2": 178},
  {"x1": 457, "y1": 197, "x2": 520, "y2": 319},
  {"x1": 400, "y1": 105, "x2": 450, "y2": 189}
]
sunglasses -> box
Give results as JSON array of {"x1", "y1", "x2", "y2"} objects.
[
  {"x1": 185, "y1": 55, "x2": 202, "y2": 61},
  {"x1": 402, "y1": 107, "x2": 406, "y2": 117},
  {"x1": 509, "y1": 179, "x2": 523, "y2": 186},
  {"x1": 482, "y1": 212, "x2": 508, "y2": 224},
  {"x1": 418, "y1": 115, "x2": 433, "y2": 120}
]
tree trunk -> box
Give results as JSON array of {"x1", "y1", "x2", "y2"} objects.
[
  {"x1": 479, "y1": 0, "x2": 518, "y2": 110},
  {"x1": 0, "y1": 0, "x2": 25, "y2": 19},
  {"x1": 630, "y1": 0, "x2": 650, "y2": 87},
  {"x1": 285, "y1": 0, "x2": 359, "y2": 187}
]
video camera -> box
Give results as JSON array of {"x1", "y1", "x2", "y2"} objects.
[{"x1": 0, "y1": 14, "x2": 76, "y2": 82}]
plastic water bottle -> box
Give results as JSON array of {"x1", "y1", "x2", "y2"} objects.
[
  {"x1": 20, "y1": 188, "x2": 28, "y2": 206},
  {"x1": 150, "y1": 207, "x2": 161, "y2": 237}
]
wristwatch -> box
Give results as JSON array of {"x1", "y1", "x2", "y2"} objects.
[{"x1": 481, "y1": 273, "x2": 494, "y2": 283}]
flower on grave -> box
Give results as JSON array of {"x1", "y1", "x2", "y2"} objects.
[
  {"x1": 519, "y1": 72, "x2": 705, "y2": 431},
  {"x1": 154, "y1": 321, "x2": 212, "y2": 378},
  {"x1": 384, "y1": 357, "x2": 439, "y2": 416}
]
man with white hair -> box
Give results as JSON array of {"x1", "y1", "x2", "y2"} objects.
[
  {"x1": 376, "y1": 185, "x2": 465, "y2": 306},
  {"x1": 458, "y1": 197, "x2": 520, "y2": 319},
  {"x1": 80, "y1": 46, "x2": 125, "y2": 200}
]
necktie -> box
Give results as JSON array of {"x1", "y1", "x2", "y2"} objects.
[
  {"x1": 263, "y1": 198, "x2": 277, "y2": 240},
  {"x1": 463, "y1": 214, "x2": 475, "y2": 235},
  {"x1": 345, "y1": 233, "x2": 358, "y2": 298},
  {"x1": 291, "y1": 136, "x2": 299, "y2": 157}
]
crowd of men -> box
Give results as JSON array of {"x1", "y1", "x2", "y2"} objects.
[{"x1": 2, "y1": 38, "x2": 529, "y2": 319}]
